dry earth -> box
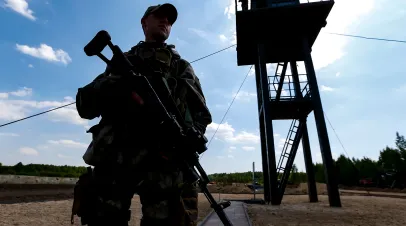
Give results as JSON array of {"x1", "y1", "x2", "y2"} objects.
[
  {"x1": 1, "y1": 192, "x2": 406, "y2": 226},
  {"x1": 0, "y1": 193, "x2": 248, "y2": 226},
  {"x1": 247, "y1": 195, "x2": 406, "y2": 226},
  {"x1": 1, "y1": 183, "x2": 406, "y2": 226}
]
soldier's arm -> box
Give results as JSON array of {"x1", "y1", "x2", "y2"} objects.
[
  {"x1": 177, "y1": 60, "x2": 212, "y2": 134},
  {"x1": 76, "y1": 66, "x2": 128, "y2": 120}
]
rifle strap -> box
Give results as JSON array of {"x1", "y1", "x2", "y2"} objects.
[{"x1": 128, "y1": 43, "x2": 195, "y2": 129}]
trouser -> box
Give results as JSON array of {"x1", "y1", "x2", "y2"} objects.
[{"x1": 73, "y1": 158, "x2": 199, "y2": 226}]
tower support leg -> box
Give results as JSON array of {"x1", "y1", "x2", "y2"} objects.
[
  {"x1": 254, "y1": 63, "x2": 271, "y2": 204},
  {"x1": 290, "y1": 61, "x2": 318, "y2": 203},
  {"x1": 301, "y1": 38, "x2": 342, "y2": 207},
  {"x1": 301, "y1": 123, "x2": 319, "y2": 202},
  {"x1": 257, "y1": 102, "x2": 271, "y2": 203},
  {"x1": 255, "y1": 43, "x2": 279, "y2": 205}
]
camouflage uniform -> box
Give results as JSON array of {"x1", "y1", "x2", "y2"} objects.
[{"x1": 73, "y1": 39, "x2": 212, "y2": 226}]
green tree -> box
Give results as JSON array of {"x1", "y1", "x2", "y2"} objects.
[
  {"x1": 395, "y1": 132, "x2": 406, "y2": 152},
  {"x1": 314, "y1": 163, "x2": 325, "y2": 183},
  {"x1": 335, "y1": 155, "x2": 358, "y2": 186},
  {"x1": 378, "y1": 146, "x2": 403, "y2": 171},
  {"x1": 395, "y1": 132, "x2": 406, "y2": 164}
]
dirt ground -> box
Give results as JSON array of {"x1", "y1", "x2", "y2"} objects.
[
  {"x1": 1, "y1": 183, "x2": 406, "y2": 226},
  {"x1": 1, "y1": 192, "x2": 406, "y2": 226},
  {"x1": 205, "y1": 182, "x2": 329, "y2": 195},
  {"x1": 0, "y1": 193, "x2": 244, "y2": 226},
  {"x1": 247, "y1": 195, "x2": 406, "y2": 226}
]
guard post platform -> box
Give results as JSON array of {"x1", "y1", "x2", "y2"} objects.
[{"x1": 234, "y1": 0, "x2": 342, "y2": 207}]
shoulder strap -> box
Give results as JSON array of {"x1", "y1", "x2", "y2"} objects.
[
  {"x1": 127, "y1": 43, "x2": 194, "y2": 127},
  {"x1": 164, "y1": 47, "x2": 196, "y2": 128}
]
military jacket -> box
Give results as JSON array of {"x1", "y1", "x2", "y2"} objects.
[{"x1": 76, "y1": 41, "x2": 212, "y2": 166}]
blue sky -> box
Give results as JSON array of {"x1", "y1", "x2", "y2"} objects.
[{"x1": 0, "y1": 0, "x2": 406, "y2": 175}]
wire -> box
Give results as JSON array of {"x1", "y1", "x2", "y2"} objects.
[
  {"x1": 323, "y1": 111, "x2": 372, "y2": 194},
  {"x1": 325, "y1": 32, "x2": 406, "y2": 44},
  {"x1": 190, "y1": 44, "x2": 236, "y2": 63},
  {"x1": 0, "y1": 44, "x2": 237, "y2": 128},
  {"x1": 200, "y1": 65, "x2": 253, "y2": 159},
  {"x1": 0, "y1": 102, "x2": 76, "y2": 128},
  {"x1": 323, "y1": 111, "x2": 350, "y2": 158}
]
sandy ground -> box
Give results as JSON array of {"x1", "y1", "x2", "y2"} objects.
[
  {"x1": 1, "y1": 183, "x2": 406, "y2": 226},
  {"x1": 1, "y1": 192, "x2": 406, "y2": 226},
  {"x1": 247, "y1": 195, "x2": 406, "y2": 226},
  {"x1": 205, "y1": 182, "x2": 330, "y2": 195},
  {"x1": 0, "y1": 193, "x2": 249, "y2": 226}
]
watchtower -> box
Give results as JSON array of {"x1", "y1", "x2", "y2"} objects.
[{"x1": 234, "y1": 0, "x2": 341, "y2": 207}]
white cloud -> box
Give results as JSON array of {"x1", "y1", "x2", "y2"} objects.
[
  {"x1": 336, "y1": 72, "x2": 340, "y2": 77},
  {"x1": 224, "y1": 0, "x2": 239, "y2": 20},
  {"x1": 394, "y1": 84, "x2": 406, "y2": 94},
  {"x1": 217, "y1": 154, "x2": 235, "y2": 159},
  {"x1": 230, "y1": 31, "x2": 237, "y2": 45},
  {"x1": 19, "y1": 147, "x2": 38, "y2": 156},
  {"x1": 3, "y1": 0, "x2": 36, "y2": 21},
  {"x1": 37, "y1": 145, "x2": 50, "y2": 150},
  {"x1": 57, "y1": 154, "x2": 72, "y2": 159},
  {"x1": 230, "y1": 131, "x2": 260, "y2": 144},
  {"x1": 47, "y1": 139, "x2": 88, "y2": 149},
  {"x1": 230, "y1": 91, "x2": 257, "y2": 102},
  {"x1": 228, "y1": 146, "x2": 236, "y2": 152},
  {"x1": 248, "y1": 64, "x2": 275, "y2": 77},
  {"x1": 0, "y1": 88, "x2": 87, "y2": 126},
  {"x1": 9, "y1": 87, "x2": 32, "y2": 97},
  {"x1": 188, "y1": 28, "x2": 209, "y2": 40},
  {"x1": 0, "y1": 93, "x2": 8, "y2": 99},
  {"x1": 0, "y1": 100, "x2": 27, "y2": 120},
  {"x1": 16, "y1": 43, "x2": 72, "y2": 65},
  {"x1": 28, "y1": 64, "x2": 33, "y2": 68},
  {"x1": 320, "y1": 85, "x2": 335, "y2": 92},
  {"x1": 219, "y1": 34, "x2": 228, "y2": 42},
  {"x1": 277, "y1": 138, "x2": 286, "y2": 148},
  {"x1": 205, "y1": 122, "x2": 260, "y2": 144},
  {"x1": 188, "y1": 28, "x2": 229, "y2": 46},
  {"x1": 48, "y1": 106, "x2": 88, "y2": 126},
  {"x1": 242, "y1": 146, "x2": 255, "y2": 152},
  {"x1": 0, "y1": 132, "x2": 19, "y2": 137},
  {"x1": 311, "y1": 0, "x2": 375, "y2": 70},
  {"x1": 0, "y1": 87, "x2": 32, "y2": 99}
]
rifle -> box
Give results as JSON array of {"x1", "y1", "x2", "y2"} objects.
[{"x1": 83, "y1": 30, "x2": 233, "y2": 226}]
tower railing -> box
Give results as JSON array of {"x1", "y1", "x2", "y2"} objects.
[
  {"x1": 267, "y1": 68, "x2": 312, "y2": 101},
  {"x1": 234, "y1": 0, "x2": 333, "y2": 12}
]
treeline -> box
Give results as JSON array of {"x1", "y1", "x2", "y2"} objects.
[
  {"x1": 0, "y1": 162, "x2": 87, "y2": 178},
  {"x1": 1, "y1": 132, "x2": 405, "y2": 188},
  {"x1": 209, "y1": 164, "x2": 324, "y2": 185},
  {"x1": 210, "y1": 132, "x2": 406, "y2": 188}
]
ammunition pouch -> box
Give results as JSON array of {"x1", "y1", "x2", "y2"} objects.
[
  {"x1": 83, "y1": 123, "x2": 116, "y2": 166},
  {"x1": 71, "y1": 167, "x2": 96, "y2": 225},
  {"x1": 71, "y1": 167, "x2": 132, "y2": 225},
  {"x1": 76, "y1": 85, "x2": 103, "y2": 120}
]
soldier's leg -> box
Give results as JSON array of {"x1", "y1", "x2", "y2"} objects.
[
  {"x1": 85, "y1": 164, "x2": 135, "y2": 226},
  {"x1": 180, "y1": 183, "x2": 199, "y2": 226},
  {"x1": 138, "y1": 169, "x2": 192, "y2": 226}
]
